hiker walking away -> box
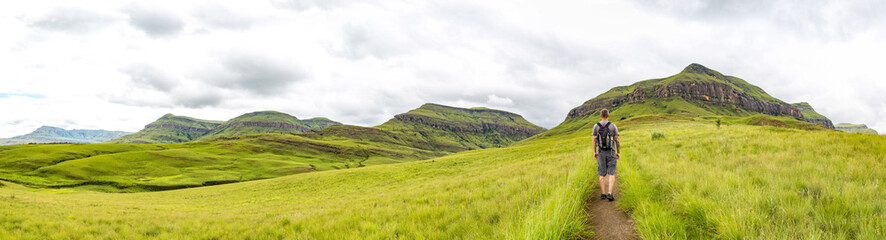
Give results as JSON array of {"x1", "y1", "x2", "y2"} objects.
[{"x1": 592, "y1": 109, "x2": 620, "y2": 201}]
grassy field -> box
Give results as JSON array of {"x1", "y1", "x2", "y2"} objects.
[
  {"x1": 0, "y1": 134, "x2": 439, "y2": 192},
  {"x1": 615, "y1": 117, "x2": 885, "y2": 239},
  {"x1": 0, "y1": 125, "x2": 595, "y2": 239},
  {"x1": 1, "y1": 113, "x2": 882, "y2": 239}
]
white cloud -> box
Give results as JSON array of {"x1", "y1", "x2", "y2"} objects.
[
  {"x1": 1, "y1": 0, "x2": 885, "y2": 138},
  {"x1": 486, "y1": 94, "x2": 514, "y2": 107}
]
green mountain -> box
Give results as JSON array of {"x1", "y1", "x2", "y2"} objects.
[
  {"x1": 0, "y1": 126, "x2": 131, "y2": 145},
  {"x1": 835, "y1": 123, "x2": 878, "y2": 134},
  {"x1": 108, "y1": 114, "x2": 225, "y2": 144},
  {"x1": 197, "y1": 111, "x2": 342, "y2": 141},
  {"x1": 791, "y1": 102, "x2": 834, "y2": 129},
  {"x1": 566, "y1": 63, "x2": 818, "y2": 124},
  {"x1": 311, "y1": 103, "x2": 547, "y2": 153},
  {"x1": 0, "y1": 103, "x2": 544, "y2": 191},
  {"x1": 110, "y1": 112, "x2": 342, "y2": 144}
]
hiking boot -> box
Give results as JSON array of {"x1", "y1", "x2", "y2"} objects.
[
  {"x1": 606, "y1": 194, "x2": 615, "y2": 201},
  {"x1": 600, "y1": 194, "x2": 607, "y2": 200}
]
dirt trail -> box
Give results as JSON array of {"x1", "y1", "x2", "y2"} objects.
[{"x1": 583, "y1": 182, "x2": 639, "y2": 240}]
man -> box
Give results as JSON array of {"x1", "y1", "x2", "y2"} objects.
[{"x1": 592, "y1": 109, "x2": 620, "y2": 201}]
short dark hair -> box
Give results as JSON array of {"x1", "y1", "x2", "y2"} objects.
[{"x1": 600, "y1": 109, "x2": 609, "y2": 118}]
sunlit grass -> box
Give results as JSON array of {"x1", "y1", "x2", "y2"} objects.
[
  {"x1": 617, "y1": 118, "x2": 886, "y2": 239},
  {"x1": 0, "y1": 127, "x2": 595, "y2": 239}
]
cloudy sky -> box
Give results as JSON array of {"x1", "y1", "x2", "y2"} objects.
[{"x1": 2, "y1": 0, "x2": 885, "y2": 137}]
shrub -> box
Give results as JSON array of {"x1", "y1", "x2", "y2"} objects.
[{"x1": 651, "y1": 132, "x2": 665, "y2": 140}]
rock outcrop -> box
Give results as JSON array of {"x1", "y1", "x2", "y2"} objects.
[
  {"x1": 568, "y1": 81, "x2": 803, "y2": 120},
  {"x1": 394, "y1": 113, "x2": 543, "y2": 139},
  {"x1": 216, "y1": 121, "x2": 310, "y2": 132},
  {"x1": 567, "y1": 63, "x2": 821, "y2": 125},
  {"x1": 791, "y1": 102, "x2": 835, "y2": 129}
]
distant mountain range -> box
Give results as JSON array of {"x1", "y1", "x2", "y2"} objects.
[
  {"x1": 565, "y1": 63, "x2": 835, "y2": 129},
  {"x1": 108, "y1": 111, "x2": 342, "y2": 144},
  {"x1": 835, "y1": 123, "x2": 878, "y2": 134},
  {"x1": 0, "y1": 103, "x2": 545, "y2": 191},
  {"x1": 0, "y1": 126, "x2": 131, "y2": 145}
]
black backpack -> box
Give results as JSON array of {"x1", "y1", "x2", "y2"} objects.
[{"x1": 596, "y1": 122, "x2": 614, "y2": 150}]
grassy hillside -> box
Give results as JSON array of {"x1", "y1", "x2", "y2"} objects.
[
  {"x1": 0, "y1": 126, "x2": 131, "y2": 145},
  {"x1": 0, "y1": 104, "x2": 544, "y2": 192},
  {"x1": 108, "y1": 114, "x2": 224, "y2": 144},
  {"x1": 835, "y1": 123, "x2": 879, "y2": 134},
  {"x1": 594, "y1": 63, "x2": 784, "y2": 104},
  {"x1": 0, "y1": 132, "x2": 438, "y2": 192},
  {"x1": 791, "y1": 102, "x2": 834, "y2": 128},
  {"x1": 372, "y1": 103, "x2": 547, "y2": 152},
  {"x1": 0, "y1": 125, "x2": 595, "y2": 239},
  {"x1": 610, "y1": 117, "x2": 885, "y2": 239},
  {"x1": 197, "y1": 111, "x2": 342, "y2": 141}
]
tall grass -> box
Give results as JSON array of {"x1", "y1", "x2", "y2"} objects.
[
  {"x1": 617, "y1": 119, "x2": 886, "y2": 239},
  {"x1": 0, "y1": 127, "x2": 597, "y2": 239},
  {"x1": 512, "y1": 149, "x2": 595, "y2": 239}
]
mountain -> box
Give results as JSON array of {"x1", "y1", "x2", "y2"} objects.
[
  {"x1": 791, "y1": 102, "x2": 834, "y2": 129},
  {"x1": 835, "y1": 123, "x2": 878, "y2": 134},
  {"x1": 566, "y1": 63, "x2": 827, "y2": 127},
  {"x1": 197, "y1": 111, "x2": 342, "y2": 141},
  {"x1": 1, "y1": 103, "x2": 544, "y2": 191},
  {"x1": 109, "y1": 112, "x2": 342, "y2": 143},
  {"x1": 107, "y1": 114, "x2": 225, "y2": 144},
  {"x1": 0, "y1": 126, "x2": 131, "y2": 145},
  {"x1": 309, "y1": 103, "x2": 547, "y2": 153}
]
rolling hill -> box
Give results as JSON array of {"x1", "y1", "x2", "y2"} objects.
[
  {"x1": 0, "y1": 103, "x2": 544, "y2": 192},
  {"x1": 565, "y1": 63, "x2": 831, "y2": 128},
  {"x1": 197, "y1": 111, "x2": 342, "y2": 141},
  {"x1": 107, "y1": 114, "x2": 225, "y2": 144},
  {"x1": 835, "y1": 123, "x2": 879, "y2": 134},
  {"x1": 109, "y1": 111, "x2": 342, "y2": 144},
  {"x1": 0, "y1": 126, "x2": 131, "y2": 145}
]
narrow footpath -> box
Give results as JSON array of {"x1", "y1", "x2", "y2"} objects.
[{"x1": 583, "y1": 183, "x2": 639, "y2": 240}]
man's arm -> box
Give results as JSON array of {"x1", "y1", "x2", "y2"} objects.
[
  {"x1": 592, "y1": 137, "x2": 598, "y2": 158},
  {"x1": 615, "y1": 136, "x2": 621, "y2": 159}
]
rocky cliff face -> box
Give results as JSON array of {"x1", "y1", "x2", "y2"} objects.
[
  {"x1": 791, "y1": 102, "x2": 835, "y2": 129},
  {"x1": 144, "y1": 123, "x2": 215, "y2": 133},
  {"x1": 568, "y1": 81, "x2": 804, "y2": 120},
  {"x1": 216, "y1": 121, "x2": 310, "y2": 132},
  {"x1": 394, "y1": 113, "x2": 544, "y2": 139}
]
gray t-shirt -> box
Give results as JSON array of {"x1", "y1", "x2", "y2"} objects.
[{"x1": 592, "y1": 120, "x2": 619, "y2": 142}]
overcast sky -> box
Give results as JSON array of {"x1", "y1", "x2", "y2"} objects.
[{"x1": 2, "y1": 0, "x2": 885, "y2": 137}]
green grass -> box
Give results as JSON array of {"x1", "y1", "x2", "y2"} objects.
[
  {"x1": 792, "y1": 102, "x2": 827, "y2": 120},
  {"x1": 0, "y1": 125, "x2": 596, "y2": 239},
  {"x1": 615, "y1": 117, "x2": 885, "y2": 239},
  {"x1": 0, "y1": 133, "x2": 440, "y2": 192},
  {"x1": 0, "y1": 104, "x2": 547, "y2": 192},
  {"x1": 2, "y1": 112, "x2": 882, "y2": 239}
]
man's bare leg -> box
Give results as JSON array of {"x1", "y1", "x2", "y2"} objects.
[
  {"x1": 607, "y1": 174, "x2": 616, "y2": 194},
  {"x1": 599, "y1": 176, "x2": 606, "y2": 193}
]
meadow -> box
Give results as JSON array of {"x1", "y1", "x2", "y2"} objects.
[
  {"x1": 0, "y1": 125, "x2": 595, "y2": 239},
  {"x1": 616, "y1": 117, "x2": 885, "y2": 239},
  {"x1": 1, "y1": 114, "x2": 883, "y2": 239}
]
